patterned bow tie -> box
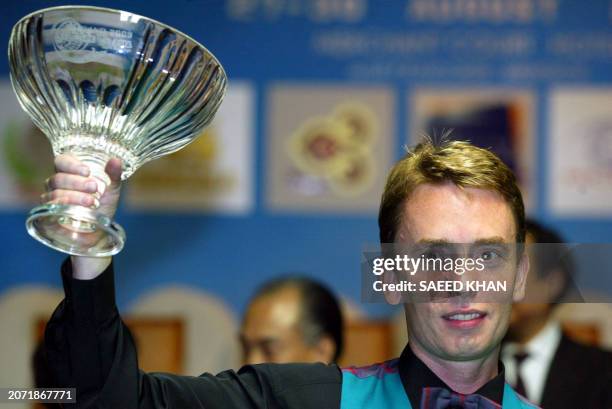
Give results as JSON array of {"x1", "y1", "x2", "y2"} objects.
[{"x1": 421, "y1": 387, "x2": 501, "y2": 409}]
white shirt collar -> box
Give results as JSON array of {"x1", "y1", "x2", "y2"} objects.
[
  {"x1": 502, "y1": 321, "x2": 562, "y2": 404},
  {"x1": 524, "y1": 320, "x2": 562, "y2": 358}
]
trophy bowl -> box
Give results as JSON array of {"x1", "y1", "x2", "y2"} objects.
[{"x1": 8, "y1": 5, "x2": 227, "y2": 257}]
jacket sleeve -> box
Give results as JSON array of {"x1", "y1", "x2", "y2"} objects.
[{"x1": 44, "y1": 259, "x2": 342, "y2": 409}]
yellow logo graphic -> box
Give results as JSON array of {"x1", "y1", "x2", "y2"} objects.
[{"x1": 287, "y1": 103, "x2": 378, "y2": 196}]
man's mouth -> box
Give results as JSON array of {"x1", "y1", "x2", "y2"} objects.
[{"x1": 442, "y1": 310, "x2": 487, "y2": 328}]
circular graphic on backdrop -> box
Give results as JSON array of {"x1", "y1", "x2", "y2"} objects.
[
  {"x1": 286, "y1": 103, "x2": 378, "y2": 197},
  {"x1": 288, "y1": 117, "x2": 353, "y2": 177}
]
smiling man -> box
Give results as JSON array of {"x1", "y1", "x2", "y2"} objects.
[
  {"x1": 44, "y1": 139, "x2": 535, "y2": 408},
  {"x1": 354, "y1": 141, "x2": 530, "y2": 408}
]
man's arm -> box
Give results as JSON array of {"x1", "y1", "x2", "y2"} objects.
[
  {"x1": 42, "y1": 156, "x2": 342, "y2": 409},
  {"x1": 44, "y1": 259, "x2": 270, "y2": 408},
  {"x1": 45, "y1": 259, "x2": 342, "y2": 409}
]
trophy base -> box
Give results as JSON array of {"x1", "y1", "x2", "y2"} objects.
[{"x1": 26, "y1": 204, "x2": 126, "y2": 257}]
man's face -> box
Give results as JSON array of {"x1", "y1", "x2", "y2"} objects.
[
  {"x1": 396, "y1": 182, "x2": 527, "y2": 361},
  {"x1": 240, "y1": 287, "x2": 328, "y2": 365}
]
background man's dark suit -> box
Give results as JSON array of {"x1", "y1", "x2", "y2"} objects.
[
  {"x1": 539, "y1": 333, "x2": 612, "y2": 409},
  {"x1": 504, "y1": 220, "x2": 612, "y2": 409}
]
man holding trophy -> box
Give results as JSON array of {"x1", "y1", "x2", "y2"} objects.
[
  {"x1": 42, "y1": 140, "x2": 541, "y2": 409},
  {"x1": 12, "y1": 5, "x2": 544, "y2": 409}
]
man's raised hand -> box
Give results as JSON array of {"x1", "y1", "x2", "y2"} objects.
[{"x1": 42, "y1": 154, "x2": 123, "y2": 279}]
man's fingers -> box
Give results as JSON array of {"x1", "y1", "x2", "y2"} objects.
[
  {"x1": 54, "y1": 154, "x2": 90, "y2": 177},
  {"x1": 45, "y1": 173, "x2": 99, "y2": 193},
  {"x1": 105, "y1": 158, "x2": 123, "y2": 184},
  {"x1": 54, "y1": 155, "x2": 123, "y2": 183},
  {"x1": 41, "y1": 190, "x2": 96, "y2": 207}
]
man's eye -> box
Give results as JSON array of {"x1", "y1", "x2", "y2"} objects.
[
  {"x1": 480, "y1": 250, "x2": 499, "y2": 261},
  {"x1": 421, "y1": 251, "x2": 441, "y2": 259}
]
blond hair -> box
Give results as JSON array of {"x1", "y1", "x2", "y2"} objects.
[{"x1": 378, "y1": 138, "x2": 525, "y2": 243}]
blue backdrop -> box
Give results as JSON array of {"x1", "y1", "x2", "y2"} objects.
[{"x1": 1, "y1": 0, "x2": 611, "y2": 317}]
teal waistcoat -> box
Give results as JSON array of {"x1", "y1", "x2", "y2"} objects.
[{"x1": 340, "y1": 359, "x2": 539, "y2": 409}]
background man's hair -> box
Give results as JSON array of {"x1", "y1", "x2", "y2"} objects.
[
  {"x1": 252, "y1": 276, "x2": 344, "y2": 362},
  {"x1": 378, "y1": 136, "x2": 526, "y2": 244}
]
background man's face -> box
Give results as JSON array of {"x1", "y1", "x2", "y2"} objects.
[
  {"x1": 397, "y1": 182, "x2": 526, "y2": 361},
  {"x1": 240, "y1": 287, "x2": 327, "y2": 365},
  {"x1": 506, "y1": 232, "x2": 557, "y2": 342}
]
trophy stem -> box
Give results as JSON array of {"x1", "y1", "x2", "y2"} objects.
[
  {"x1": 55, "y1": 151, "x2": 111, "y2": 233},
  {"x1": 26, "y1": 150, "x2": 125, "y2": 257},
  {"x1": 70, "y1": 151, "x2": 112, "y2": 201}
]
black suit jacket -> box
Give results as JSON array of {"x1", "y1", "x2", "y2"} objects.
[{"x1": 540, "y1": 333, "x2": 612, "y2": 409}]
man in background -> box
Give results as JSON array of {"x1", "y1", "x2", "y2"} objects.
[
  {"x1": 240, "y1": 276, "x2": 343, "y2": 365},
  {"x1": 502, "y1": 219, "x2": 612, "y2": 408}
]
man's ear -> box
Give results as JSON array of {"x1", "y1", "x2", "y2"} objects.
[
  {"x1": 383, "y1": 270, "x2": 402, "y2": 305},
  {"x1": 513, "y1": 249, "x2": 530, "y2": 302},
  {"x1": 545, "y1": 268, "x2": 566, "y2": 303},
  {"x1": 314, "y1": 335, "x2": 336, "y2": 364}
]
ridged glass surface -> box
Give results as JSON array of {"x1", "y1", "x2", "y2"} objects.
[{"x1": 9, "y1": 6, "x2": 227, "y2": 179}]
